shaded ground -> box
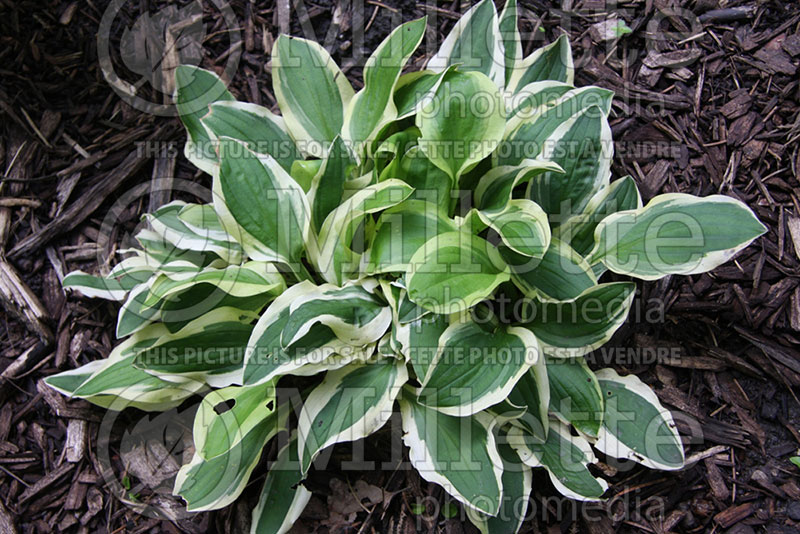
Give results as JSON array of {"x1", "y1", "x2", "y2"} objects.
[{"x1": 1, "y1": 0, "x2": 799, "y2": 532}]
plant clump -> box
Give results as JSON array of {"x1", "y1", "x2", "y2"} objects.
[{"x1": 47, "y1": 1, "x2": 766, "y2": 532}]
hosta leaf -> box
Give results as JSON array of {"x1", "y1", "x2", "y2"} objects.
[
  {"x1": 158, "y1": 283, "x2": 270, "y2": 336},
  {"x1": 343, "y1": 17, "x2": 426, "y2": 150},
  {"x1": 312, "y1": 180, "x2": 413, "y2": 284},
  {"x1": 474, "y1": 160, "x2": 564, "y2": 212},
  {"x1": 214, "y1": 137, "x2": 310, "y2": 266},
  {"x1": 506, "y1": 35, "x2": 574, "y2": 94},
  {"x1": 116, "y1": 261, "x2": 278, "y2": 338},
  {"x1": 503, "y1": 238, "x2": 596, "y2": 301},
  {"x1": 107, "y1": 253, "x2": 159, "y2": 288},
  {"x1": 594, "y1": 368, "x2": 684, "y2": 470},
  {"x1": 281, "y1": 282, "x2": 392, "y2": 347},
  {"x1": 465, "y1": 441, "x2": 532, "y2": 534},
  {"x1": 500, "y1": 86, "x2": 614, "y2": 167},
  {"x1": 242, "y1": 282, "x2": 320, "y2": 385},
  {"x1": 426, "y1": 0, "x2": 504, "y2": 87},
  {"x1": 498, "y1": 0, "x2": 521, "y2": 85},
  {"x1": 144, "y1": 261, "x2": 284, "y2": 307},
  {"x1": 418, "y1": 321, "x2": 539, "y2": 416},
  {"x1": 554, "y1": 176, "x2": 642, "y2": 257},
  {"x1": 177, "y1": 203, "x2": 239, "y2": 244},
  {"x1": 308, "y1": 136, "x2": 355, "y2": 233},
  {"x1": 417, "y1": 70, "x2": 506, "y2": 181},
  {"x1": 174, "y1": 65, "x2": 234, "y2": 174},
  {"x1": 272, "y1": 35, "x2": 354, "y2": 158},
  {"x1": 374, "y1": 126, "x2": 420, "y2": 177},
  {"x1": 45, "y1": 324, "x2": 203, "y2": 411},
  {"x1": 521, "y1": 282, "x2": 635, "y2": 358},
  {"x1": 507, "y1": 359, "x2": 549, "y2": 441},
  {"x1": 399, "y1": 395, "x2": 503, "y2": 515},
  {"x1": 591, "y1": 193, "x2": 767, "y2": 280},
  {"x1": 147, "y1": 201, "x2": 243, "y2": 263},
  {"x1": 250, "y1": 433, "x2": 311, "y2": 534},
  {"x1": 484, "y1": 399, "x2": 527, "y2": 427},
  {"x1": 174, "y1": 404, "x2": 285, "y2": 511},
  {"x1": 62, "y1": 271, "x2": 131, "y2": 301},
  {"x1": 192, "y1": 382, "x2": 276, "y2": 460},
  {"x1": 200, "y1": 101, "x2": 300, "y2": 172},
  {"x1": 133, "y1": 307, "x2": 257, "y2": 387},
  {"x1": 379, "y1": 280, "x2": 431, "y2": 327},
  {"x1": 366, "y1": 201, "x2": 457, "y2": 273},
  {"x1": 527, "y1": 105, "x2": 612, "y2": 218},
  {"x1": 134, "y1": 229, "x2": 217, "y2": 268},
  {"x1": 290, "y1": 159, "x2": 322, "y2": 193},
  {"x1": 406, "y1": 232, "x2": 510, "y2": 314},
  {"x1": 298, "y1": 357, "x2": 407, "y2": 474},
  {"x1": 394, "y1": 312, "x2": 450, "y2": 381},
  {"x1": 476, "y1": 199, "x2": 551, "y2": 258},
  {"x1": 505, "y1": 80, "x2": 573, "y2": 117},
  {"x1": 393, "y1": 69, "x2": 451, "y2": 120},
  {"x1": 243, "y1": 282, "x2": 369, "y2": 386},
  {"x1": 508, "y1": 420, "x2": 608, "y2": 501},
  {"x1": 547, "y1": 357, "x2": 603, "y2": 438},
  {"x1": 289, "y1": 350, "x2": 373, "y2": 378},
  {"x1": 117, "y1": 283, "x2": 161, "y2": 338},
  {"x1": 379, "y1": 146, "x2": 453, "y2": 211},
  {"x1": 395, "y1": 287, "x2": 430, "y2": 324},
  {"x1": 45, "y1": 361, "x2": 103, "y2": 398}
]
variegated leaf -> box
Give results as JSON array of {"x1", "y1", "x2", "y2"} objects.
[
  {"x1": 500, "y1": 86, "x2": 614, "y2": 167},
  {"x1": 508, "y1": 420, "x2": 608, "y2": 501},
  {"x1": 416, "y1": 70, "x2": 506, "y2": 181},
  {"x1": 594, "y1": 368, "x2": 684, "y2": 470},
  {"x1": 465, "y1": 440, "x2": 532, "y2": 534},
  {"x1": 590, "y1": 193, "x2": 767, "y2": 280},
  {"x1": 520, "y1": 282, "x2": 635, "y2": 358},
  {"x1": 343, "y1": 17, "x2": 426, "y2": 151},
  {"x1": 133, "y1": 307, "x2": 257, "y2": 387},
  {"x1": 417, "y1": 320, "x2": 539, "y2": 416},
  {"x1": 272, "y1": 35, "x2": 354, "y2": 158},
  {"x1": 506, "y1": 35, "x2": 574, "y2": 94},
  {"x1": 400, "y1": 395, "x2": 503, "y2": 515},
  {"x1": 45, "y1": 323, "x2": 205, "y2": 411},
  {"x1": 554, "y1": 175, "x2": 642, "y2": 257},
  {"x1": 214, "y1": 137, "x2": 311, "y2": 268},
  {"x1": 298, "y1": 357, "x2": 407, "y2": 473},
  {"x1": 365, "y1": 200, "x2": 457, "y2": 274},
  {"x1": 406, "y1": 232, "x2": 509, "y2": 314},
  {"x1": 200, "y1": 100, "x2": 300, "y2": 172},
  {"x1": 310, "y1": 180, "x2": 413, "y2": 285},
  {"x1": 174, "y1": 65, "x2": 234, "y2": 174},
  {"x1": 503, "y1": 238, "x2": 596, "y2": 301},
  {"x1": 192, "y1": 382, "x2": 277, "y2": 460},
  {"x1": 174, "y1": 402, "x2": 285, "y2": 511},
  {"x1": 547, "y1": 357, "x2": 603, "y2": 438},
  {"x1": 250, "y1": 433, "x2": 312, "y2": 534},
  {"x1": 426, "y1": 0, "x2": 504, "y2": 87},
  {"x1": 527, "y1": 105, "x2": 613, "y2": 219}
]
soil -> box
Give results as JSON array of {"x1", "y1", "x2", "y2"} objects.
[{"x1": 1, "y1": 0, "x2": 799, "y2": 533}]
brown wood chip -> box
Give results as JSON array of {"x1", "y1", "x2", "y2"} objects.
[{"x1": 714, "y1": 502, "x2": 756, "y2": 528}]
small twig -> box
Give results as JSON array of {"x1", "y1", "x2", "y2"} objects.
[
  {"x1": 684, "y1": 445, "x2": 729, "y2": 468},
  {"x1": 19, "y1": 107, "x2": 52, "y2": 148},
  {"x1": 0, "y1": 260, "x2": 53, "y2": 343},
  {"x1": 0, "y1": 198, "x2": 41, "y2": 208}
]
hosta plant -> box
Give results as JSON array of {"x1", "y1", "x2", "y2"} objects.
[{"x1": 47, "y1": 1, "x2": 767, "y2": 532}]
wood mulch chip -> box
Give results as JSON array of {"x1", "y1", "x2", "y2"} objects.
[{"x1": 1, "y1": 0, "x2": 799, "y2": 532}]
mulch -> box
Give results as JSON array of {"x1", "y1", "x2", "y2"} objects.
[{"x1": 1, "y1": 0, "x2": 799, "y2": 533}]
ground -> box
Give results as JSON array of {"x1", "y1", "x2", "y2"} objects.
[{"x1": 1, "y1": 0, "x2": 800, "y2": 533}]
